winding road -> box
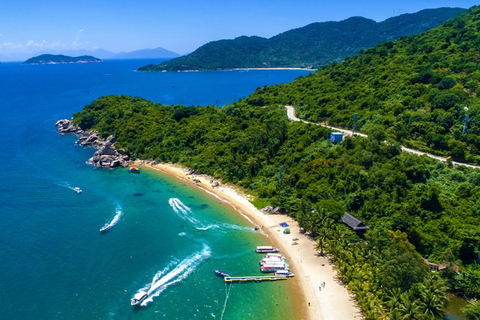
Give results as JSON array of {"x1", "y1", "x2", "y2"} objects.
[{"x1": 285, "y1": 106, "x2": 480, "y2": 169}]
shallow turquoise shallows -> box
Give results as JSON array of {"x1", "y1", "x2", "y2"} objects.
[{"x1": 0, "y1": 60, "x2": 311, "y2": 319}]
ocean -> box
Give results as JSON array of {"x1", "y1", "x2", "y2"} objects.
[{"x1": 0, "y1": 59, "x2": 312, "y2": 319}]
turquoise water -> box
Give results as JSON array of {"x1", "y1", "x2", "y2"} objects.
[{"x1": 0, "y1": 60, "x2": 310, "y2": 319}]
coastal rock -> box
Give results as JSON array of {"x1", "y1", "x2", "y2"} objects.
[
  {"x1": 261, "y1": 206, "x2": 274, "y2": 214},
  {"x1": 56, "y1": 119, "x2": 130, "y2": 169},
  {"x1": 211, "y1": 182, "x2": 219, "y2": 188},
  {"x1": 55, "y1": 119, "x2": 82, "y2": 134}
]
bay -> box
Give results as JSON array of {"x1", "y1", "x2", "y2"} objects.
[{"x1": 0, "y1": 60, "x2": 311, "y2": 319}]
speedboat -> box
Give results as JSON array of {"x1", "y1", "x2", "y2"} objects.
[
  {"x1": 131, "y1": 291, "x2": 148, "y2": 306},
  {"x1": 275, "y1": 270, "x2": 295, "y2": 277},
  {"x1": 74, "y1": 187, "x2": 82, "y2": 194},
  {"x1": 99, "y1": 224, "x2": 109, "y2": 233},
  {"x1": 214, "y1": 269, "x2": 230, "y2": 277}
]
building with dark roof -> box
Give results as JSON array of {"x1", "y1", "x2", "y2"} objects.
[{"x1": 342, "y1": 212, "x2": 368, "y2": 231}]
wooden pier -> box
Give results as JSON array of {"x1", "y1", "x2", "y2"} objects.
[{"x1": 224, "y1": 275, "x2": 287, "y2": 282}]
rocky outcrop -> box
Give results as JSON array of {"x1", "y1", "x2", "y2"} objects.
[
  {"x1": 55, "y1": 119, "x2": 83, "y2": 134},
  {"x1": 55, "y1": 119, "x2": 129, "y2": 168}
]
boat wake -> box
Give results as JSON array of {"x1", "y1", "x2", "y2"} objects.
[
  {"x1": 135, "y1": 244, "x2": 211, "y2": 306},
  {"x1": 100, "y1": 203, "x2": 123, "y2": 232},
  {"x1": 169, "y1": 198, "x2": 219, "y2": 230},
  {"x1": 168, "y1": 198, "x2": 252, "y2": 232},
  {"x1": 58, "y1": 182, "x2": 81, "y2": 193}
]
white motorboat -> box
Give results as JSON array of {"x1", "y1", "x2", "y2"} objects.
[
  {"x1": 275, "y1": 270, "x2": 295, "y2": 277},
  {"x1": 131, "y1": 291, "x2": 148, "y2": 306},
  {"x1": 74, "y1": 187, "x2": 82, "y2": 194}
]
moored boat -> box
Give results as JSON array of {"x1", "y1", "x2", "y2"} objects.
[
  {"x1": 214, "y1": 269, "x2": 230, "y2": 277},
  {"x1": 275, "y1": 270, "x2": 295, "y2": 277},
  {"x1": 128, "y1": 167, "x2": 140, "y2": 174},
  {"x1": 256, "y1": 246, "x2": 279, "y2": 253},
  {"x1": 131, "y1": 291, "x2": 148, "y2": 306},
  {"x1": 261, "y1": 265, "x2": 288, "y2": 273}
]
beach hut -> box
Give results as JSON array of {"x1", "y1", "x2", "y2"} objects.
[{"x1": 342, "y1": 212, "x2": 368, "y2": 231}]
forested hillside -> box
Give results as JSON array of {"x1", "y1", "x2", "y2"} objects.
[
  {"x1": 139, "y1": 8, "x2": 464, "y2": 71},
  {"x1": 246, "y1": 6, "x2": 480, "y2": 165},
  {"x1": 73, "y1": 95, "x2": 480, "y2": 319}
]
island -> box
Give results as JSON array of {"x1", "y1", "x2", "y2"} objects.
[{"x1": 23, "y1": 54, "x2": 102, "y2": 65}]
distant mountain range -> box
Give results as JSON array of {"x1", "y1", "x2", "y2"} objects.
[
  {"x1": 0, "y1": 47, "x2": 179, "y2": 62},
  {"x1": 23, "y1": 54, "x2": 102, "y2": 65},
  {"x1": 139, "y1": 7, "x2": 466, "y2": 72}
]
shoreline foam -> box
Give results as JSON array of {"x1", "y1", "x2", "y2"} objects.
[{"x1": 134, "y1": 160, "x2": 362, "y2": 320}]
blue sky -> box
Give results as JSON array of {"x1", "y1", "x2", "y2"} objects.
[{"x1": 0, "y1": 0, "x2": 478, "y2": 55}]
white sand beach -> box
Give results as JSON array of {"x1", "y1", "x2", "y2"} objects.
[{"x1": 135, "y1": 160, "x2": 362, "y2": 320}]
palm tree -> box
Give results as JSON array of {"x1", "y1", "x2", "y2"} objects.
[
  {"x1": 419, "y1": 274, "x2": 448, "y2": 319},
  {"x1": 398, "y1": 293, "x2": 424, "y2": 320}
]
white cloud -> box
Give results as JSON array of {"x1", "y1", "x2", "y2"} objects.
[
  {"x1": 0, "y1": 33, "x2": 3, "y2": 37},
  {"x1": 0, "y1": 42, "x2": 23, "y2": 49}
]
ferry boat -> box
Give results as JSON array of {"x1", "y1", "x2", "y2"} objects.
[
  {"x1": 275, "y1": 270, "x2": 295, "y2": 277},
  {"x1": 264, "y1": 254, "x2": 284, "y2": 259},
  {"x1": 214, "y1": 270, "x2": 230, "y2": 277},
  {"x1": 131, "y1": 291, "x2": 148, "y2": 306},
  {"x1": 256, "y1": 246, "x2": 279, "y2": 253},
  {"x1": 261, "y1": 265, "x2": 288, "y2": 273},
  {"x1": 260, "y1": 256, "x2": 286, "y2": 263},
  {"x1": 262, "y1": 261, "x2": 289, "y2": 267},
  {"x1": 128, "y1": 167, "x2": 141, "y2": 174},
  {"x1": 260, "y1": 259, "x2": 287, "y2": 266},
  {"x1": 74, "y1": 187, "x2": 82, "y2": 194}
]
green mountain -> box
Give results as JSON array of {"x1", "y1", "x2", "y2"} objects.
[
  {"x1": 246, "y1": 6, "x2": 480, "y2": 165},
  {"x1": 23, "y1": 54, "x2": 102, "y2": 65},
  {"x1": 139, "y1": 7, "x2": 465, "y2": 72}
]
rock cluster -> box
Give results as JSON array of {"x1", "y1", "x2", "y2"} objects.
[
  {"x1": 261, "y1": 206, "x2": 286, "y2": 214},
  {"x1": 55, "y1": 119, "x2": 130, "y2": 168},
  {"x1": 55, "y1": 119, "x2": 83, "y2": 134}
]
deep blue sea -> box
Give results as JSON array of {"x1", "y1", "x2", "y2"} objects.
[{"x1": 0, "y1": 60, "x2": 311, "y2": 319}]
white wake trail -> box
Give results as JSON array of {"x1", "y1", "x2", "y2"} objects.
[
  {"x1": 168, "y1": 198, "x2": 217, "y2": 230},
  {"x1": 135, "y1": 244, "x2": 211, "y2": 306},
  {"x1": 168, "y1": 198, "x2": 251, "y2": 232},
  {"x1": 99, "y1": 203, "x2": 123, "y2": 232}
]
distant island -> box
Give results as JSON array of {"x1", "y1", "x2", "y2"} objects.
[
  {"x1": 23, "y1": 54, "x2": 102, "y2": 65},
  {"x1": 139, "y1": 7, "x2": 465, "y2": 72}
]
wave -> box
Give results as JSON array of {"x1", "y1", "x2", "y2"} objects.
[
  {"x1": 99, "y1": 203, "x2": 123, "y2": 232},
  {"x1": 135, "y1": 244, "x2": 211, "y2": 306}
]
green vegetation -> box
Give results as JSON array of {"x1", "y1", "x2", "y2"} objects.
[
  {"x1": 246, "y1": 6, "x2": 480, "y2": 165},
  {"x1": 23, "y1": 54, "x2": 102, "y2": 65},
  {"x1": 73, "y1": 95, "x2": 480, "y2": 318},
  {"x1": 139, "y1": 8, "x2": 464, "y2": 72}
]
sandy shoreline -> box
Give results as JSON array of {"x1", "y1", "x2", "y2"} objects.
[{"x1": 134, "y1": 160, "x2": 361, "y2": 320}]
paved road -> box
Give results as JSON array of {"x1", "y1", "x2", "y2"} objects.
[{"x1": 285, "y1": 106, "x2": 480, "y2": 169}]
